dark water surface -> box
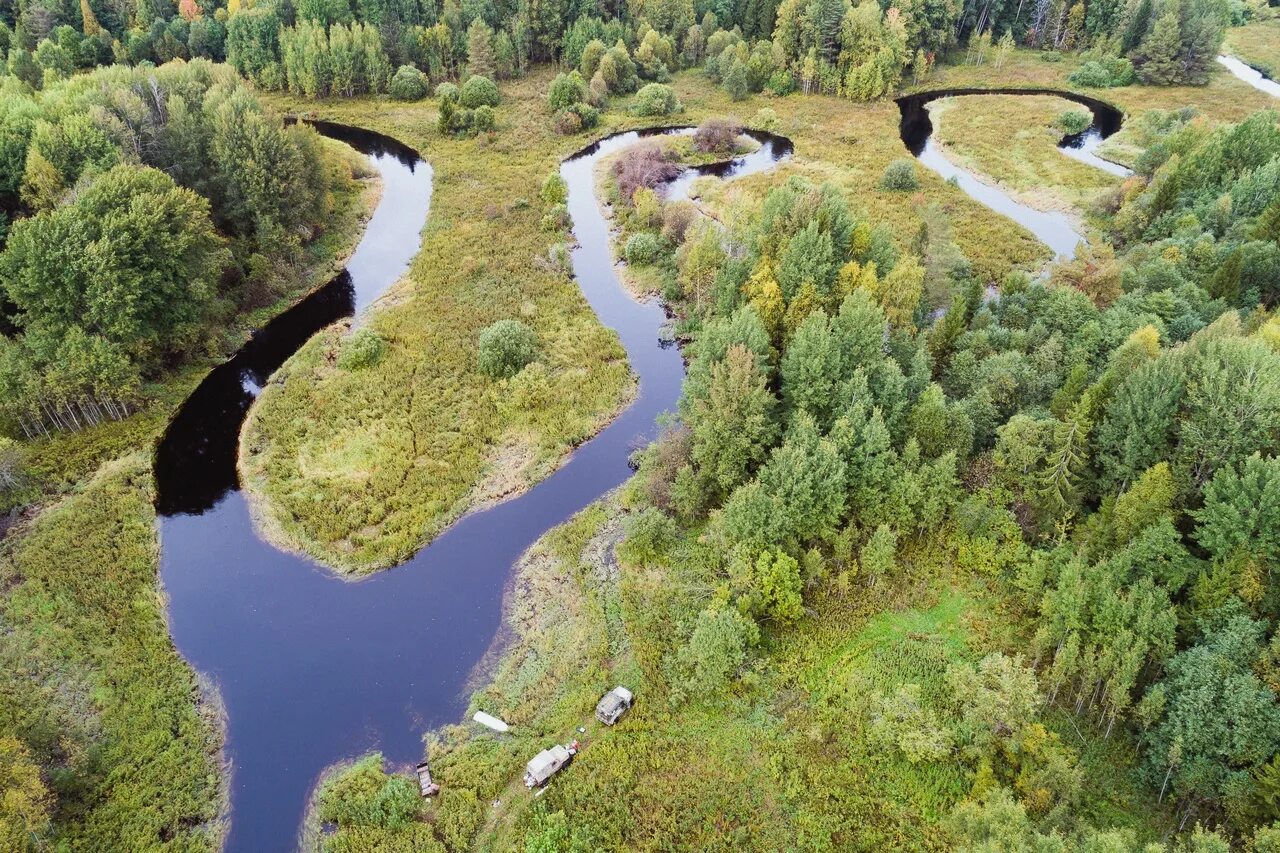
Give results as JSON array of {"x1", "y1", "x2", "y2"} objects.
[
  {"x1": 897, "y1": 89, "x2": 1127, "y2": 259},
  {"x1": 156, "y1": 124, "x2": 789, "y2": 851}
]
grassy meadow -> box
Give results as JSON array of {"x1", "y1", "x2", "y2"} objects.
[
  {"x1": 926, "y1": 94, "x2": 1122, "y2": 219},
  {"x1": 0, "y1": 455, "x2": 225, "y2": 849},
  {"x1": 1226, "y1": 18, "x2": 1280, "y2": 78}
]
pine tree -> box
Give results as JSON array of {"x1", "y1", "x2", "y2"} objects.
[
  {"x1": 466, "y1": 18, "x2": 496, "y2": 79},
  {"x1": 1133, "y1": 0, "x2": 1183, "y2": 85}
]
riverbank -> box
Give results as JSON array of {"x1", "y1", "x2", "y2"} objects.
[
  {"x1": 1226, "y1": 19, "x2": 1280, "y2": 80},
  {"x1": 0, "y1": 131, "x2": 380, "y2": 850}
]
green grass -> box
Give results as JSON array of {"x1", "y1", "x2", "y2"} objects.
[
  {"x1": 1226, "y1": 19, "x2": 1280, "y2": 79},
  {"x1": 0, "y1": 454, "x2": 224, "y2": 850}
]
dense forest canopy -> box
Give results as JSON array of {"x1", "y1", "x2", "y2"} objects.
[
  {"x1": 0, "y1": 0, "x2": 1257, "y2": 106},
  {"x1": 0, "y1": 60, "x2": 339, "y2": 438}
]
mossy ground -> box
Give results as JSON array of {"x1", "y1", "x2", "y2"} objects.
[{"x1": 1226, "y1": 18, "x2": 1280, "y2": 79}]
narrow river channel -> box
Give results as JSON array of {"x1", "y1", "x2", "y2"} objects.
[
  {"x1": 1218, "y1": 54, "x2": 1280, "y2": 98},
  {"x1": 897, "y1": 89, "x2": 1127, "y2": 260},
  {"x1": 155, "y1": 124, "x2": 790, "y2": 851}
]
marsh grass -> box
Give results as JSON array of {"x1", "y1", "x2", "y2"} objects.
[
  {"x1": 0, "y1": 455, "x2": 225, "y2": 850},
  {"x1": 927, "y1": 94, "x2": 1121, "y2": 217},
  {"x1": 1226, "y1": 19, "x2": 1280, "y2": 79}
]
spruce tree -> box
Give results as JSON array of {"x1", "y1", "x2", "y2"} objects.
[
  {"x1": 1133, "y1": 0, "x2": 1183, "y2": 85},
  {"x1": 466, "y1": 18, "x2": 496, "y2": 79}
]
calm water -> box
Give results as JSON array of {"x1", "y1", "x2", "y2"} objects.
[
  {"x1": 897, "y1": 89, "x2": 1126, "y2": 259},
  {"x1": 1218, "y1": 54, "x2": 1280, "y2": 98},
  {"x1": 156, "y1": 124, "x2": 789, "y2": 851}
]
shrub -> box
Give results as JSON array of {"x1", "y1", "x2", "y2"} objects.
[
  {"x1": 613, "y1": 141, "x2": 681, "y2": 200},
  {"x1": 435, "y1": 81, "x2": 459, "y2": 102},
  {"x1": 459, "y1": 74, "x2": 499, "y2": 108},
  {"x1": 661, "y1": 200, "x2": 697, "y2": 243},
  {"x1": 625, "y1": 232, "x2": 663, "y2": 265},
  {"x1": 541, "y1": 202, "x2": 571, "y2": 231},
  {"x1": 388, "y1": 65, "x2": 428, "y2": 100},
  {"x1": 694, "y1": 116, "x2": 743, "y2": 153},
  {"x1": 477, "y1": 319, "x2": 539, "y2": 378},
  {"x1": 472, "y1": 104, "x2": 495, "y2": 132},
  {"x1": 766, "y1": 70, "x2": 794, "y2": 95},
  {"x1": 337, "y1": 328, "x2": 385, "y2": 370},
  {"x1": 632, "y1": 82, "x2": 680, "y2": 116},
  {"x1": 547, "y1": 70, "x2": 588, "y2": 110},
  {"x1": 553, "y1": 109, "x2": 583, "y2": 135},
  {"x1": 880, "y1": 158, "x2": 920, "y2": 191},
  {"x1": 1068, "y1": 57, "x2": 1135, "y2": 87},
  {"x1": 540, "y1": 172, "x2": 568, "y2": 205},
  {"x1": 752, "y1": 107, "x2": 779, "y2": 130},
  {"x1": 568, "y1": 101, "x2": 599, "y2": 128},
  {"x1": 1057, "y1": 109, "x2": 1092, "y2": 135}
]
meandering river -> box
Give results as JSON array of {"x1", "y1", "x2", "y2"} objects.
[
  {"x1": 155, "y1": 124, "x2": 790, "y2": 851},
  {"x1": 1218, "y1": 54, "x2": 1280, "y2": 98},
  {"x1": 897, "y1": 88, "x2": 1128, "y2": 260},
  {"x1": 156, "y1": 96, "x2": 1131, "y2": 847}
]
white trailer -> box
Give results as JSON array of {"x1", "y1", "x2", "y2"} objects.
[
  {"x1": 594, "y1": 686, "x2": 634, "y2": 725},
  {"x1": 523, "y1": 743, "x2": 576, "y2": 789}
]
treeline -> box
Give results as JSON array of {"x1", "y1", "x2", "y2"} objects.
[
  {"x1": 598, "y1": 109, "x2": 1280, "y2": 843},
  {"x1": 0, "y1": 60, "x2": 341, "y2": 438}
]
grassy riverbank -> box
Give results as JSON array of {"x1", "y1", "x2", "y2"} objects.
[
  {"x1": 239, "y1": 70, "x2": 1055, "y2": 575},
  {"x1": 927, "y1": 94, "x2": 1121, "y2": 219},
  {"x1": 0, "y1": 455, "x2": 225, "y2": 849},
  {"x1": 1226, "y1": 19, "x2": 1280, "y2": 79},
  {"x1": 309, "y1": 494, "x2": 1174, "y2": 851}
]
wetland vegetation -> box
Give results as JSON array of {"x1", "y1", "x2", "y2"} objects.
[{"x1": 2, "y1": 0, "x2": 1280, "y2": 850}]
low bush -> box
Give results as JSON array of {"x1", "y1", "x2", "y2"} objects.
[
  {"x1": 541, "y1": 203, "x2": 571, "y2": 231},
  {"x1": 694, "y1": 116, "x2": 743, "y2": 153},
  {"x1": 477, "y1": 319, "x2": 539, "y2": 379},
  {"x1": 460, "y1": 74, "x2": 499, "y2": 108},
  {"x1": 753, "y1": 107, "x2": 779, "y2": 130},
  {"x1": 435, "y1": 81, "x2": 459, "y2": 102},
  {"x1": 337, "y1": 328, "x2": 385, "y2": 370},
  {"x1": 388, "y1": 65, "x2": 429, "y2": 100},
  {"x1": 547, "y1": 70, "x2": 588, "y2": 111},
  {"x1": 1068, "y1": 57, "x2": 1135, "y2": 88},
  {"x1": 473, "y1": 104, "x2": 496, "y2": 133},
  {"x1": 632, "y1": 83, "x2": 681, "y2": 116},
  {"x1": 625, "y1": 232, "x2": 663, "y2": 265},
  {"x1": 553, "y1": 109, "x2": 583, "y2": 135},
  {"x1": 880, "y1": 158, "x2": 920, "y2": 191},
  {"x1": 1057, "y1": 109, "x2": 1092, "y2": 135},
  {"x1": 613, "y1": 142, "x2": 681, "y2": 200},
  {"x1": 661, "y1": 200, "x2": 697, "y2": 243}
]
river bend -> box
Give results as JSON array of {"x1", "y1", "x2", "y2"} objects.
[{"x1": 156, "y1": 123, "x2": 789, "y2": 850}]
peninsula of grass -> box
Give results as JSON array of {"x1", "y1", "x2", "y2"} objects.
[
  {"x1": 1226, "y1": 19, "x2": 1280, "y2": 79},
  {"x1": 926, "y1": 93, "x2": 1121, "y2": 216},
  {"x1": 0, "y1": 454, "x2": 225, "y2": 849}
]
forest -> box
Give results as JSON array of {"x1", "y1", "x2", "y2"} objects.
[{"x1": 0, "y1": 0, "x2": 1279, "y2": 846}]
